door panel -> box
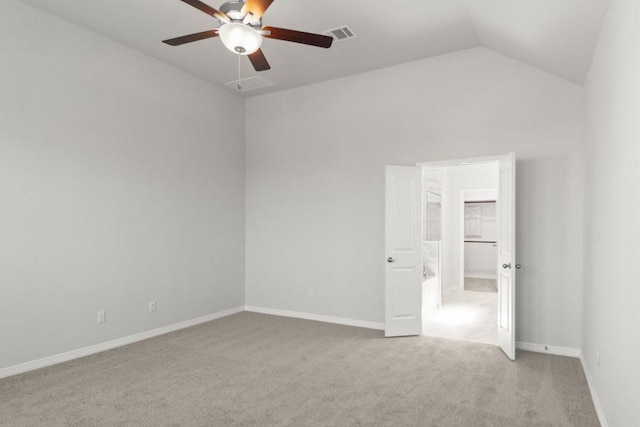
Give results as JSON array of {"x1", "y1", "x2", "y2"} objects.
[
  {"x1": 392, "y1": 268, "x2": 418, "y2": 318},
  {"x1": 499, "y1": 272, "x2": 511, "y2": 330},
  {"x1": 497, "y1": 153, "x2": 516, "y2": 360},
  {"x1": 385, "y1": 166, "x2": 422, "y2": 337}
]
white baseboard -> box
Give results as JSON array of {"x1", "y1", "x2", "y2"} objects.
[
  {"x1": 0, "y1": 306, "x2": 244, "y2": 380},
  {"x1": 580, "y1": 352, "x2": 608, "y2": 427},
  {"x1": 245, "y1": 305, "x2": 385, "y2": 331},
  {"x1": 515, "y1": 341, "x2": 581, "y2": 358}
]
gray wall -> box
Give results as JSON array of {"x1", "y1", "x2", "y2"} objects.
[
  {"x1": 0, "y1": 1, "x2": 246, "y2": 369},
  {"x1": 583, "y1": 0, "x2": 640, "y2": 425},
  {"x1": 245, "y1": 47, "x2": 585, "y2": 348}
]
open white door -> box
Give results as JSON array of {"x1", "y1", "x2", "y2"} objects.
[
  {"x1": 385, "y1": 166, "x2": 422, "y2": 337},
  {"x1": 497, "y1": 153, "x2": 516, "y2": 360}
]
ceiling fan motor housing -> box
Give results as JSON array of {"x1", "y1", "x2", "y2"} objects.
[{"x1": 219, "y1": 1, "x2": 261, "y2": 28}]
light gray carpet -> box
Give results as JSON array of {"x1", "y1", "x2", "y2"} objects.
[
  {"x1": 465, "y1": 278, "x2": 498, "y2": 293},
  {"x1": 0, "y1": 312, "x2": 599, "y2": 426}
]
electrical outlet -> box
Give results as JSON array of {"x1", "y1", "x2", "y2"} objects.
[
  {"x1": 308, "y1": 289, "x2": 314, "y2": 298},
  {"x1": 149, "y1": 300, "x2": 157, "y2": 312},
  {"x1": 97, "y1": 311, "x2": 106, "y2": 324}
]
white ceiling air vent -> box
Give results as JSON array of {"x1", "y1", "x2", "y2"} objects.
[
  {"x1": 325, "y1": 26, "x2": 356, "y2": 42},
  {"x1": 224, "y1": 75, "x2": 275, "y2": 93}
]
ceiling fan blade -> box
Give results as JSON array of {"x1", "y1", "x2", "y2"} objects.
[
  {"x1": 180, "y1": 0, "x2": 228, "y2": 21},
  {"x1": 241, "y1": 0, "x2": 275, "y2": 20},
  {"x1": 263, "y1": 26, "x2": 333, "y2": 49},
  {"x1": 163, "y1": 30, "x2": 219, "y2": 46},
  {"x1": 248, "y1": 49, "x2": 271, "y2": 71}
]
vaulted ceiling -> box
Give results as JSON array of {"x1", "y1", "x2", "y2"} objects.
[{"x1": 18, "y1": 0, "x2": 610, "y2": 96}]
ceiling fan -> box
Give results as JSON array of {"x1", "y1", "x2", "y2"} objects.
[{"x1": 163, "y1": 0, "x2": 333, "y2": 72}]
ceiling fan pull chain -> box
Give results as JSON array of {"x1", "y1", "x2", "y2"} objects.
[{"x1": 237, "y1": 52, "x2": 242, "y2": 90}]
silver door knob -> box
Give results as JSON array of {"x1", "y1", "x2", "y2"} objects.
[
  {"x1": 516, "y1": 264, "x2": 521, "y2": 269},
  {"x1": 502, "y1": 263, "x2": 511, "y2": 269},
  {"x1": 387, "y1": 257, "x2": 395, "y2": 263}
]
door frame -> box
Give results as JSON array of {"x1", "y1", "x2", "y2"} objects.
[{"x1": 417, "y1": 154, "x2": 507, "y2": 169}]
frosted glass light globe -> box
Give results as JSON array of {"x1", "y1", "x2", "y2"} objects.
[{"x1": 219, "y1": 23, "x2": 262, "y2": 55}]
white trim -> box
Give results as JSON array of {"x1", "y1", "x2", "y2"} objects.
[
  {"x1": 417, "y1": 155, "x2": 503, "y2": 168},
  {"x1": 0, "y1": 306, "x2": 244, "y2": 380},
  {"x1": 515, "y1": 341, "x2": 581, "y2": 358},
  {"x1": 580, "y1": 352, "x2": 608, "y2": 427},
  {"x1": 245, "y1": 305, "x2": 385, "y2": 331}
]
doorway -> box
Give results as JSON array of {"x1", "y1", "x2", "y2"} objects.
[
  {"x1": 385, "y1": 154, "x2": 516, "y2": 360},
  {"x1": 421, "y1": 164, "x2": 499, "y2": 346}
]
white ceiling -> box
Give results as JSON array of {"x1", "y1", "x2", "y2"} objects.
[{"x1": 18, "y1": 0, "x2": 610, "y2": 96}]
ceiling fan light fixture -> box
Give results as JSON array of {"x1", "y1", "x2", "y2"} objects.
[{"x1": 219, "y1": 23, "x2": 262, "y2": 55}]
